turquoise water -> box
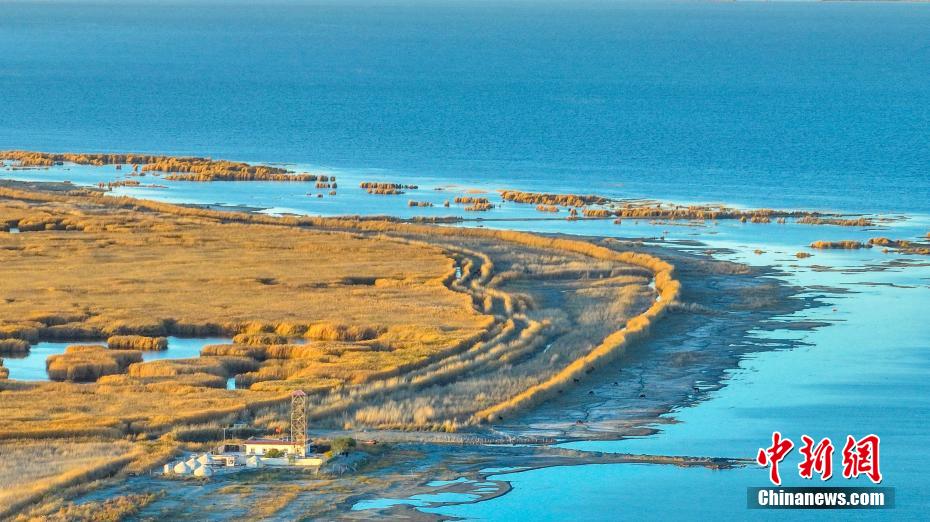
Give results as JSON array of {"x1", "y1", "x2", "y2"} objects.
[
  {"x1": 2, "y1": 1, "x2": 929, "y2": 519},
  {"x1": 426, "y1": 235, "x2": 930, "y2": 520}
]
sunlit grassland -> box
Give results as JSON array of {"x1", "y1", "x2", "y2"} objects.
[
  {"x1": 0, "y1": 440, "x2": 141, "y2": 518},
  {"x1": 0, "y1": 180, "x2": 680, "y2": 516}
]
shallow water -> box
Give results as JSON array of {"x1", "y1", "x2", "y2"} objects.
[{"x1": 1, "y1": 336, "x2": 230, "y2": 381}]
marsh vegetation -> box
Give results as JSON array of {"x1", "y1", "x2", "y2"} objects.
[{"x1": 0, "y1": 179, "x2": 679, "y2": 517}]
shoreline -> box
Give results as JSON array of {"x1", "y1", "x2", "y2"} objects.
[{"x1": 1, "y1": 173, "x2": 924, "y2": 518}]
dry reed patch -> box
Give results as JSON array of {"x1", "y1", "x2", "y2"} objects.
[
  {"x1": 0, "y1": 440, "x2": 138, "y2": 519},
  {"x1": 46, "y1": 346, "x2": 142, "y2": 382},
  {"x1": 127, "y1": 356, "x2": 259, "y2": 378},
  {"x1": 0, "y1": 338, "x2": 30, "y2": 354},
  {"x1": 810, "y1": 240, "x2": 868, "y2": 249},
  {"x1": 0, "y1": 379, "x2": 284, "y2": 439},
  {"x1": 107, "y1": 335, "x2": 167, "y2": 351},
  {"x1": 500, "y1": 190, "x2": 608, "y2": 207},
  {"x1": 0, "y1": 193, "x2": 487, "y2": 347},
  {"x1": 0, "y1": 150, "x2": 323, "y2": 182},
  {"x1": 32, "y1": 493, "x2": 160, "y2": 522}
]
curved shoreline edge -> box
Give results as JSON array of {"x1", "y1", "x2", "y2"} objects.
[{"x1": 0, "y1": 182, "x2": 680, "y2": 426}]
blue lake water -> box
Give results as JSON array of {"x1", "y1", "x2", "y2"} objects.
[
  {"x1": 2, "y1": 0, "x2": 929, "y2": 519},
  {"x1": 1, "y1": 0, "x2": 929, "y2": 214}
]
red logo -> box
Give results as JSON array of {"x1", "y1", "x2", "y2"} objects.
[
  {"x1": 842, "y1": 434, "x2": 883, "y2": 484},
  {"x1": 756, "y1": 431, "x2": 794, "y2": 486},
  {"x1": 798, "y1": 435, "x2": 834, "y2": 481},
  {"x1": 757, "y1": 433, "x2": 882, "y2": 485}
]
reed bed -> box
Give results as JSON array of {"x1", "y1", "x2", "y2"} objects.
[
  {"x1": 582, "y1": 208, "x2": 612, "y2": 218},
  {"x1": 0, "y1": 338, "x2": 30, "y2": 354},
  {"x1": 454, "y1": 196, "x2": 490, "y2": 205},
  {"x1": 359, "y1": 181, "x2": 418, "y2": 190},
  {"x1": 868, "y1": 237, "x2": 908, "y2": 248},
  {"x1": 46, "y1": 345, "x2": 142, "y2": 382},
  {"x1": 797, "y1": 216, "x2": 873, "y2": 227},
  {"x1": 107, "y1": 335, "x2": 168, "y2": 351},
  {"x1": 0, "y1": 180, "x2": 680, "y2": 439},
  {"x1": 0, "y1": 440, "x2": 140, "y2": 520},
  {"x1": 500, "y1": 190, "x2": 608, "y2": 207},
  {"x1": 0, "y1": 150, "x2": 323, "y2": 182},
  {"x1": 127, "y1": 356, "x2": 259, "y2": 378},
  {"x1": 232, "y1": 332, "x2": 288, "y2": 346},
  {"x1": 810, "y1": 240, "x2": 868, "y2": 249}
]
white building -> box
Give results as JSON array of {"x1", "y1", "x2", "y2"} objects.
[{"x1": 243, "y1": 438, "x2": 306, "y2": 456}]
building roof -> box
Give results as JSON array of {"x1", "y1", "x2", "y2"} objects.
[{"x1": 244, "y1": 438, "x2": 299, "y2": 446}]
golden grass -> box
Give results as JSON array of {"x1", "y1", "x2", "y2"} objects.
[
  {"x1": 0, "y1": 181, "x2": 679, "y2": 437},
  {"x1": 0, "y1": 338, "x2": 30, "y2": 354},
  {"x1": 582, "y1": 208, "x2": 612, "y2": 218},
  {"x1": 46, "y1": 345, "x2": 142, "y2": 382},
  {"x1": 500, "y1": 190, "x2": 608, "y2": 207},
  {"x1": 360, "y1": 181, "x2": 418, "y2": 190},
  {"x1": 454, "y1": 196, "x2": 490, "y2": 205},
  {"x1": 810, "y1": 240, "x2": 868, "y2": 249},
  {"x1": 107, "y1": 335, "x2": 167, "y2": 351},
  {"x1": 0, "y1": 192, "x2": 484, "y2": 347},
  {"x1": 797, "y1": 216, "x2": 872, "y2": 227},
  {"x1": 232, "y1": 332, "x2": 288, "y2": 346},
  {"x1": 0, "y1": 440, "x2": 140, "y2": 519},
  {"x1": 35, "y1": 493, "x2": 160, "y2": 522},
  {"x1": 127, "y1": 356, "x2": 259, "y2": 378},
  {"x1": 0, "y1": 150, "x2": 322, "y2": 182}
]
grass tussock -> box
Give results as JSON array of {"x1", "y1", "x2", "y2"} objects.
[
  {"x1": 107, "y1": 335, "x2": 168, "y2": 351},
  {"x1": 232, "y1": 332, "x2": 288, "y2": 346},
  {"x1": 128, "y1": 356, "x2": 258, "y2": 378},
  {"x1": 305, "y1": 323, "x2": 383, "y2": 342},
  {"x1": 0, "y1": 338, "x2": 30, "y2": 354},
  {"x1": 500, "y1": 190, "x2": 608, "y2": 207},
  {"x1": 38, "y1": 493, "x2": 160, "y2": 522},
  {"x1": 810, "y1": 240, "x2": 868, "y2": 249},
  {"x1": 361, "y1": 181, "x2": 417, "y2": 195},
  {"x1": 46, "y1": 345, "x2": 141, "y2": 382},
  {"x1": 581, "y1": 208, "x2": 612, "y2": 218},
  {"x1": 797, "y1": 216, "x2": 872, "y2": 227},
  {"x1": 454, "y1": 196, "x2": 490, "y2": 205}
]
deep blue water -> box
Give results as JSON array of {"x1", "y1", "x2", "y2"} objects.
[{"x1": 2, "y1": 0, "x2": 930, "y2": 213}]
